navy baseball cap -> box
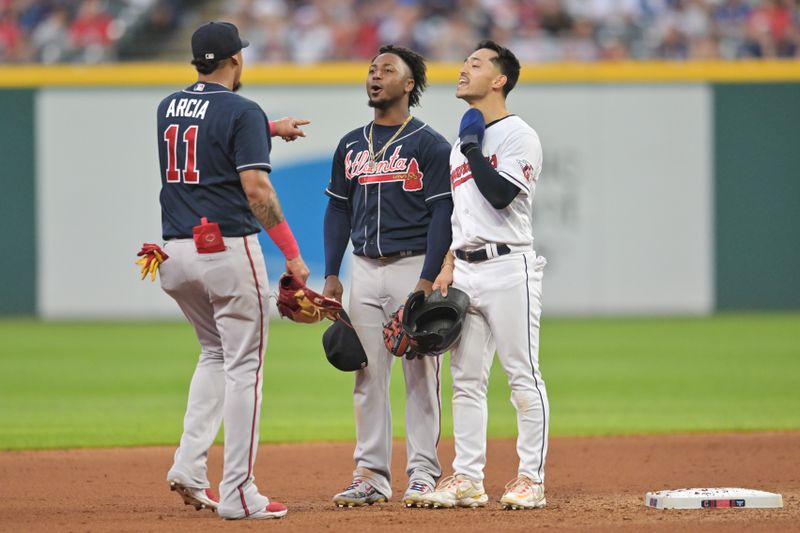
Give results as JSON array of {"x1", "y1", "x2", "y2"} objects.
[
  {"x1": 191, "y1": 22, "x2": 249, "y2": 61},
  {"x1": 322, "y1": 311, "x2": 368, "y2": 372}
]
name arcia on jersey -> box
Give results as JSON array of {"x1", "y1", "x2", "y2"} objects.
[
  {"x1": 165, "y1": 98, "x2": 209, "y2": 119},
  {"x1": 450, "y1": 154, "x2": 498, "y2": 189},
  {"x1": 345, "y1": 145, "x2": 424, "y2": 192}
]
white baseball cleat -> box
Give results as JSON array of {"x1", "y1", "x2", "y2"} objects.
[
  {"x1": 403, "y1": 479, "x2": 434, "y2": 508},
  {"x1": 423, "y1": 474, "x2": 489, "y2": 508},
  {"x1": 169, "y1": 479, "x2": 219, "y2": 512},
  {"x1": 500, "y1": 475, "x2": 546, "y2": 510}
]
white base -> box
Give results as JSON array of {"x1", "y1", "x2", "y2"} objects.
[{"x1": 645, "y1": 488, "x2": 783, "y2": 509}]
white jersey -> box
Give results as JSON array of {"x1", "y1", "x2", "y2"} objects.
[{"x1": 449, "y1": 114, "x2": 542, "y2": 251}]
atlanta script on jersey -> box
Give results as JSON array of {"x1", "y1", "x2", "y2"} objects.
[
  {"x1": 326, "y1": 117, "x2": 451, "y2": 258},
  {"x1": 449, "y1": 115, "x2": 542, "y2": 251}
]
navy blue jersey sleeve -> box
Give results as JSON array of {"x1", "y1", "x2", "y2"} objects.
[
  {"x1": 421, "y1": 136, "x2": 452, "y2": 203},
  {"x1": 420, "y1": 198, "x2": 453, "y2": 281},
  {"x1": 233, "y1": 106, "x2": 272, "y2": 173},
  {"x1": 324, "y1": 197, "x2": 351, "y2": 278},
  {"x1": 325, "y1": 139, "x2": 349, "y2": 201}
]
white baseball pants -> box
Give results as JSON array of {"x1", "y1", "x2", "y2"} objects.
[{"x1": 449, "y1": 250, "x2": 549, "y2": 483}]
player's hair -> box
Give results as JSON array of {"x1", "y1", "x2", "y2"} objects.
[
  {"x1": 376, "y1": 44, "x2": 428, "y2": 108},
  {"x1": 191, "y1": 57, "x2": 224, "y2": 75},
  {"x1": 475, "y1": 40, "x2": 520, "y2": 97}
]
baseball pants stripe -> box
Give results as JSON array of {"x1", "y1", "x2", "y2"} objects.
[
  {"x1": 237, "y1": 235, "x2": 265, "y2": 517},
  {"x1": 160, "y1": 235, "x2": 270, "y2": 519},
  {"x1": 523, "y1": 253, "x2": 549, "y2": 482}
]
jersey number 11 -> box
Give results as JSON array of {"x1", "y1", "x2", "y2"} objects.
[{"x1": 164, "y1": 124, "x2": 200, "y2": 184}]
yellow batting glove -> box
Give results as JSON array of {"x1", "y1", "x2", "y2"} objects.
[{"x1": 135, "y1": 243, "x2": 169, "y2": 282}]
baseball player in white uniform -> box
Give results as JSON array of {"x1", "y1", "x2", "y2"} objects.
[{"x1": 426, "y1": 40, "x2": 550, "y2": 510}]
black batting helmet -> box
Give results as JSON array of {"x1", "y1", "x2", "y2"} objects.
[{"x1": 401, "y1": 288, "x2": 470, "y2": 355}]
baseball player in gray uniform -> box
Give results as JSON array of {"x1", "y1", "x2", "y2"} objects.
[
  {"x1": 426, "y1": 40, "x2": 550, "y2": 510},
  {"x1": 153, "y1": 22, "x2": 310, "y2": 520},
  {"x1": 323, "y1": 45, "x2": 453, "y2": 508}
]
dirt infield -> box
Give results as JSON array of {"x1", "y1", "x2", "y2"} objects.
[{"x1": 0, "y1": 432, "x2": 797, "y2": 532}]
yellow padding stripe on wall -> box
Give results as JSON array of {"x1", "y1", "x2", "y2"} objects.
[{"x1": 1, "y1": 61, "x2": 800, "y2": 87}]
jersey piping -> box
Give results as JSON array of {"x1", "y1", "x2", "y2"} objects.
[
  {"x1": 485, "y1": 114, "x2": 516, "y2": 129},
  {"x1": 181, "y1": 89, "x2": 231, "y2": 95},
  {"x1": 500, "y1": 169, "x2": 530, "y2": 192},
  {"x1": 236, "y1": 162, "x2": 272, "y2": 172},
  {"x1": 325, "y1": 188, "x2": 350, "y2": 201},
  {"x1": 326, "y1": 188, "x2": 348, "y2": 201},
  {"x1": 426, "y1": 191, "x2": 451, "y2": 202},
  {"x1": 377, "y1": 184, "x2": 383, "y2": 257}
]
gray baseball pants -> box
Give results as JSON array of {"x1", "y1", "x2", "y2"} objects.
[
  {"x1": 346, "y1": 254, "x2": 442, "y2": 498},
  {"x1": 159, "y1": 234, "x2": 272, "y2": 519}
]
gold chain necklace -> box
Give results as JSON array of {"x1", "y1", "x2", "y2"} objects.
[{"x1": 367, "y1": 115, "x2": 413, "y2": 171}]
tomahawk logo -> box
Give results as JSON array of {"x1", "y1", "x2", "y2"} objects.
[{"x1": 344, "y1": 145, "x2": 424, "y2": 191}]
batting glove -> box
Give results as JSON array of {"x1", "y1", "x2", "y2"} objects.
[
  {"x1": 458, "y1": 108, "x2": 485, "y2": 156},
  {"x1": 135, "y1": 243, "x2": 169, "y2": 282}
]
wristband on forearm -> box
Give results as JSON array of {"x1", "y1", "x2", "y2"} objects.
[
  {"x1": 269, "y1": 121, "x2": 277, "y2": 137},
  {"x1": 267, "y1": 220, "x2": 300, "y2": 260},
  {"x1": 460, "y1": 138, "x2": 480, "y2": 155}
]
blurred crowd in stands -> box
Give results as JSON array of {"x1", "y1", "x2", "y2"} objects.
[
  {"x1": 0, "y1": 0, "x2": 181, "y2": 62},
  {"x1": 2, "y1": 0, "x2": 799, "y2": 63}
]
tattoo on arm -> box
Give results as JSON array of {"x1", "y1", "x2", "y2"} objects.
[{"x1": 249, "y1": 192, "x2": 285, "y2": 230}]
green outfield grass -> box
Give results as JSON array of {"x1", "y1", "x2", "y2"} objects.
[{"x1": 0, "y1": 314, "x2": 798, "y2": 450}]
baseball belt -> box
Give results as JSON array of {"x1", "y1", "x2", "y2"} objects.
[
  {"x1": 455, "y1": 243, "x2": 511, "y2": 263},
  {"x1": 372, "y1": 249, "x2": 425, "y2": 261}
]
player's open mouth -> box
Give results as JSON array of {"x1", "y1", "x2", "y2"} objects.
[
  {"x1": 369, "y1": 85, "x2": 383, "y2": 97},
  {"x1": 457, "y1": 76, "x2": 469, "y2": 88}
]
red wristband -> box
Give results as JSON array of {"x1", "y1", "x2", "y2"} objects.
[
  {"x1": 269, "y1": 121, "x2": 276, "y2": 137},
  {"x1": 266, "y1": 220, "x2": 300, "y2": 260}
]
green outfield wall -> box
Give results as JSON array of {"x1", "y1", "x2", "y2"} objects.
[
  {"x1": 0, "y1": 89, "x2": 36, "y2": 314},
  {"x1": 1, "y1": 64, "x2": 798, "y2": 316},
  {"x1": 714, "y1": 84, "x2": 800, "y2": 310}
]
